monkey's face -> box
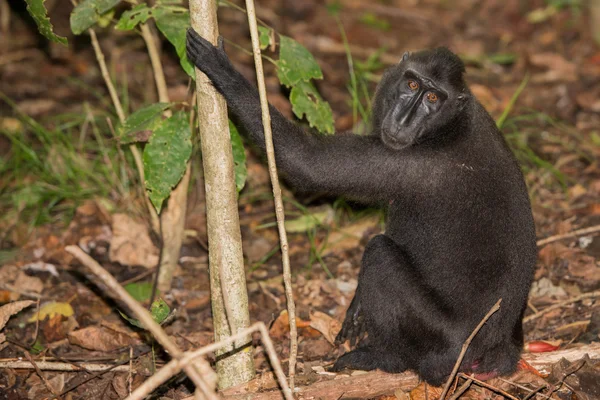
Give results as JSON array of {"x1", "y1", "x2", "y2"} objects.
[{"x1": 372, "y1": 48, "x2": 468, "y2": 150}]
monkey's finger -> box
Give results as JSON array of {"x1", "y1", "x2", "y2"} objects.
[{"x1": 217, "y1": 36, "x2": 225, "y2": 51}]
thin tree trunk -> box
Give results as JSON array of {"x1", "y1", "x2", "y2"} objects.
[{"x1": 188, "y1": 0, "x2": 255, "y2": 390}]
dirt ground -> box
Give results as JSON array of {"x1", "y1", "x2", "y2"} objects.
[{"x1": 0, "y1": 0, "x2": 599, "y2": 399}]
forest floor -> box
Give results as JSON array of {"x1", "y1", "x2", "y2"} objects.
[{"x1": 1, "y1": 0, "x2": 600, "y2": 399}]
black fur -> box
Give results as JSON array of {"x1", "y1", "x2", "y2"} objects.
[{"x1": 186, "y1": 29, "x2": 536, "y2": 385}]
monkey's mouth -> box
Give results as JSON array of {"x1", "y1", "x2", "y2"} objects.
[{"x1": 382, "y1": 129, "x2": 413, "y2": 150}]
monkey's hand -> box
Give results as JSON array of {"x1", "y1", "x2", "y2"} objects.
[
  {"x1": 186, "y1": 29, "x2": 251, "y2": 100},
  {"x1": 335, "y1": 295, "x2": 366, "y2": 347}
]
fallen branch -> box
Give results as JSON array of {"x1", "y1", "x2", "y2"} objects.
[
  {"x1": 65, "y1": 246, "x2": 218, "y2": 400},
  {"x1": 217, "y1": 342, "x2": 600, "y2": 399},
  {"x1": 524, "y1": 290, "x2": 600, "y2": 323},
  {"x1": 0, "y1": 360, "x2": 132, "y2": 372},
  {"x1": 127, "y1": 322, "x2": 292, "y2": 400},
  {"x1": 536, "y1": 224, "x2": 600, "y2": 247}
]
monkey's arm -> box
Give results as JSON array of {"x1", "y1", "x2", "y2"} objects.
[{"x1": 186, "y1": 29, "x2": 432, "y2": 202}]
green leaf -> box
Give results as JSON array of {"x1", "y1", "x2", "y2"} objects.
[
  {"x1": 95, "y1": 0, "x2": 121, "y2": 14},
  {"x1": 116, "y1": 4, "x2": 152, "y2": 30},
  {"x1": 290, "y1": 81, "x2": 334, "y2": 134},
  {"x1": 359, "y1": 12, "x2": 390, "y2": 31},
  {"x1": 150, "y1": 299, "x2": 170, "y2": 324},
  {"x1": 258, "y1": 26, "x2": 271, "y2": 50},
  {"x1": 153, "y1": 7, "x2": 194, "y2": 78},
  {"x1": 488, "y1": 53, "x2": 517, "y2": 65},
  {"x1": 276, "y1": 35, "x2": 323, "y2": 87},
  {"x1": 124, "y1": 282, "x2": 153, "y2": 302},
  {"x1": 119, "y1": 299, "x2": 171, "y2": 329},
  {"x1": 24, "y1": 0, "x2": 68, "y2": 45},
  {"x1": 229, "y1": 121, "x2": 247, "y2": 193},
  {"x1": 70, "y1": 0, "x2": 121, "y2": 35},
  {"x1": 143, "y1": 111, "x2": 192, "y2": 213},
  {"x1": 119, "y1": 102, "x2": 172, "y2": 143},
  {"x1": 285, "y1": 207, "x2": 333, "y2": 233}
]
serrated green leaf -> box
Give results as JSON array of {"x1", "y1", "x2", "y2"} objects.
[
  {"x1": 116, "y1": 4, "x2": 152, "y2": 30},
  {"x1": 25, "y1": 0, "x2": 68, "y2": 45},
  {"x1": 229, "y1": 121, "x2": 247, "y2": 193},
  {"x1": 119, "y1": 102, "x2": 172, "y2": 143},
  {"x1": 276, "y1": 35, "x2": 323, "y2": 87},
  {"x1": 119, "y1": 299, "x2": 170, "y2": 329},
  {"x1": 258, "y1": 26, "x2": 271, "y2": 50},
  {"x1": 124, "y1": 282, "x2": 153, "y2": 302},
  {"x1": 143, "y1": 111, "x2": 192, "y2": 213},
  {"x1": 153, "y1": 7, "x2": 194, "y2": 78},
  {"x1": 290, "y1": 81, "x2": 334, "y2": 134},
  {"x1": 70, "y1": 0, "x2": 121, "y2": 35}
]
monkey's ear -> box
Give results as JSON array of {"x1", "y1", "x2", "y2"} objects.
[{"x1": 400, "y1": 52, "x2": 410, "y2": 63}]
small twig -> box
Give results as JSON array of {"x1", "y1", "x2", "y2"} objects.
[
  {"x1": 129, "y1": 347, "x2": 134, "y2": 396},
  {"x1": 524, "y1": 290, "x2": 600, "y2": 323},
  {"x1": 440, "y1": 299, "x2": 502, "y2": 400},
  {"x1": 498, "y1": 378, "x2": 550, "y2": 400},
  {"x1": 49, "y1": 351, "x2": 148, "y2": 400},
  {"x1": 0, "y1": 361, "x2": 124, "y2": 371},
  {"x1": 28, "y1": 298, "x2": 41, "y2": 348},
  {"x1": 448, "y1": 376, "x2": 473, "y2": 400},
  {"x1": 0, "y1": 283, "x2": 42, "y2": 299},
  {"x1": 23, "y1": 352, "x2": 61, "y2": 396},
  {"x1": 536, "y1": 224, "x2": 600, "y2": 247},
  {"x1": 544, "y1": 358, "x2": 585, "y2": 398},
  {"x1": 457, "y1": 373, "x2": 518, "y2": 400},
  {"x1": 65, "y1": 246, "x2": 218, "y2": 400},
  {"x1": 245, "y1": 0, "x2": 298, "y2": 393}
]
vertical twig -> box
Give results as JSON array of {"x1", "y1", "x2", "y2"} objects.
[
  {"x1": 244, "y1": 0, "x2": 298, "y2": 392},
  {"x1": 139, "y1": 21, "x2": 191, "y2": 292},
  {"x1": 88, "y1": 28, "x2": 160, "y2": 234},
  {"x1": 440, "y1": 299, "x2": 502, "y2": 400}
]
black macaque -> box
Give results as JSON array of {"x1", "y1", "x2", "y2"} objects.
[{"x1": 186, "y1": 29, "x2": 537, "y2": 385}]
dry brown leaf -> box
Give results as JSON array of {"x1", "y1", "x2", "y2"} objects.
[
  {"x1": 408, "y1": 382, "x2": 443, "y2": 400},
  {"x1": 48, "y1": 374, "x2": 65, "y2": 394},
  {"x1": 109, "y1": 214, "x2": 159, "y2": 268},
  {"x1": 0, "y1": 300, "x2": 35, "y2": 331},
  {"x1": 112, "y1": 374, "x2": 129, "y2": 398},
  {"x1": 68, "y1": 326, "x2": 140, "y2": 351},
  {"x1": 309, "y1": 310, "x2": 342, "y2": 345},
  {"x1": 530, "y1": 53, "x2": 578, "y2": 82},
  {"x1": 323, "y1": 216, "x2": 380, "y2": 256},
  {"x1": 13, "y1": 272, "x2": 43, "y2": 294},
  {"x1": 568, "y1": 255, "x2": 600, "y2": 281},
  {"x1": 269, "y1": 310, "x2": 315, "y2": 340}
]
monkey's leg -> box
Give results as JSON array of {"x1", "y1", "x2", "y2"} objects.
[{"x1": 333, "y1": 234, "x2": 457, "y2": 375}]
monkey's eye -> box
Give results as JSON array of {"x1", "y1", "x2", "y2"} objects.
[
  {"x1": 407, "y1": 80, "x2": 419, "y2": 91},
  {"x1": 426, "y1": 92, "x2": 438, "y2": 103}
]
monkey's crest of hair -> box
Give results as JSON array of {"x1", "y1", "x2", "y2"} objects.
[{"x1": 404, "y1": 47, "x2": 466, "y2": 90}]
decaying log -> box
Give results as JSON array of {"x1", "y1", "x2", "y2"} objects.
[{"x1": 219, "y1": 343, "x2": 600, "y2": 400}]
